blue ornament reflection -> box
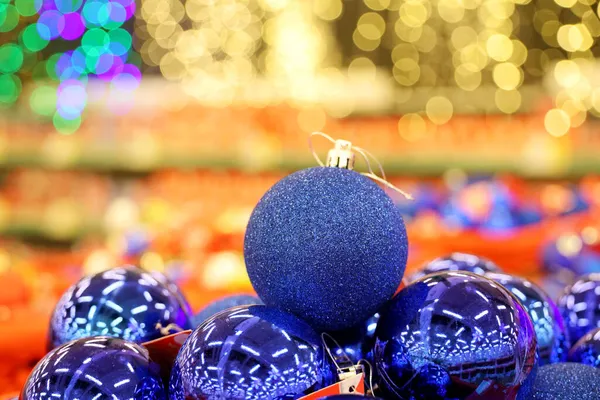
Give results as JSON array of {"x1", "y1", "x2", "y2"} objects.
[
  {"x1": 568, "y1": 327, "x2": 600, "y2": 368},
  {"x1": 558, "y1": 273, "x2": 600, "y2": 344},
  {"x1": 374, "y1": 271, "x2": 537, "y2": 400},
  {"x1": 23, "y1": 336, "x2": 166, "y2": 400},
  {"x1": 326, "y1": 313, "x2": 380, "y2": 366},
  {"x1": 170, "y1": 305, "x2": 335, "y2": 400},
  {"x1": 192, "y1": 294, "x2": 263, "y2": 327},
  {"x1": 49, "y1": 266, "x2": 192, "y2": 349},
  {"x1": 485, "y1": 272, "x2": 569, "y2": 365},
  {"x1": 410, "y1": 252, "x2": 502, "y2": 282}
]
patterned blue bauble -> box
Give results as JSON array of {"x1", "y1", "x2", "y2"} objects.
[
  {"x1": 568, "y1": 327, "x2": 600, "y2": 368},
  {"x1": 244, "y1": 166, "x2": 408, "y2": 331},
  {"x1": 374, "y1": 271, "x2": 537, "y2": 400},
  {"x1": 558, "y1": 273, "x2": 600, "y2": 344},
  {"x1": 485, "y1": 272, "x2": 570, "y2": 365},
  {"x1": 192, "y1": 294, "x2": 263, "y2": 327},
  {"x1": 530, "y1": 363, "x2": 600, "y2": 400},
  {"x1": 23, "y1": 336, "x2": 166, "y2": 400},
  {"x1": 327, "y1": 313, "x2": 380, "y2": 366},
  {"x1": 409, "y1": 252, "x2": 502, "y2": 282},
  {"x1": 49, "y1": 266, "x2": 192, "y2": 349}
]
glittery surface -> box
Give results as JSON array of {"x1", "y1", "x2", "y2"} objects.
[
  {"x1": 530, "y1": 363, "x2": 600, "y2": 400},
  {"x1": 192, "y1": 294, "x2": 263, "y2": 327},
  {"x1": 169, "y1": 305, "x2": 334, "y2": 400},
  {"x1": 374, "y1": 272, "x2": 537, "y2": 400},
  {"x1": 557, "y1": 273, "x2": 600, "y2": 344},
  {"x1": 23, "y1": 336, "x2": 165, "y2": 400},
  {"x1": 409, "y1": 252, "x2": 501, "y2": 282},
  {"x1": 244, "y1": 167, "x2": 408, "y2": 332},
  {"x1": 48, "y1": 266, "x2": 192, "y2": 349},
  {"x1": 568, "y1": 327, "x2": 600, "y2": 367},
  {"x1": 486, "y1": 272, "x2": 570, "y2": 365}
]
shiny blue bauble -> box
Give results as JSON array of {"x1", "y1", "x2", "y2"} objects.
[
  {"x1": 374, "y1": 271, "x2": 537, "y2": 400},
  {"x1": 485, "y1": 272, "x2": 570, "y2": 365},
  {"x1": 568, "y1": 327, "x2": 600, "y2": 368},
  {"x1": 23, "y1": 336, "x2": 166, "y2": 400},
  {"x1": 326, "y1": 313, "x2": 380, "y2": 366},
  {"x1": 409, "y1": 252, "x2": 502, "y2": 282},
  {"x1": 244, "y1": 167, "x2": 408, "y2": 331},
  {"x1": 169, "y1": 305, "x2": 335, "y2": 400},
  {"x1": 48, "y1": 266, "x2": 192, "y2": 349},
  {"x1": 530, "y1": 363, "x2": 600, "y2": 400},
  {"x1": 558, "y1": 274, "x2": 600, "y2": 344},
  {"x1": 320, "y1": 396, "x2": 383, "y2": 400},
  {"x1": 192, "y1": 294, "x2": 263, "y2": 327}
]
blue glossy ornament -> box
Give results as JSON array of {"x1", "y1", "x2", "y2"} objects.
[
  {"x1": 23, "y1": 336, "x2": 166, "y2": 400},
  {"x1": 169, "y1": 305, "x2": 335, "y2": 400},
  {"x1": 320, "y1": 396, "x2": 382, "y2": 399},
  {"x1": 542, "y1": 234, "x2": 600, "y2": 276},
  {"x1": 244, "y1": 166, "x2": 408, "y2": 331},
  {"x1": 485, "y1": 272, "x2": 569, "y2": 365},
  {"x1": 530, "y1": 363, "x2": 600, "y2": 400},
  {"x1": 327, "y1": 313, "x2": 380, "y2": 366},
  {"x1": 49, "y1": 266, "x2": 192, "y2": 349},
  {"x1": 410, "y1": 252, "x2": 502, "y2": 282},
  {"x1": 558, "y1": 273, "x2": 600, "y2": 344},
  {"x1": 192, "y1": 294, "x2": 263, "y2": 327},
  {"x1": 568, "y1": 327, "x2": 600, "y2": 368},
  {"x1": 374, "y1": 271, "x2": 537, "y2": 400}
]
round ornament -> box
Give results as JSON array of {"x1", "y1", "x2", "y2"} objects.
[
  {"x1": 192, "y1": 294, "x2": 263, "y2": 327},
  {"x1": 485, "y1": 272, "x2": 569, "y2": 365},
  {"x1": 170, "y1": 305, "x2": 335, "y2": 400},
  {"x1": 320, "y1": 396, "x2": 382, "y2": 400},
  {"x1": 409, "y1": 252, "x2": 501, "y2": 282},
  {"x1": 23, "y1": 336, "x2": 166, "y2": 400},
  {"x1": 568, "y1": 327, "x2": 600, "y2": 368},
  {"x1": 326, "y1": 313, "x2": 380, "y2": 366},
  {"x1": 530, "y1": 363, "x2": 600, "y2": 400},
  {"x1": 48, "y1": 266, "x2": 192, "y2": 349},
  {"x1": 558, "y1": 273, "x2": 600, "y2": 344},
  {"x1": 374, "y1": 271, "x2": 537, "y2": 400},
  {"x1": 244, "y1": 166, "x2": 408, "y2": 331}
]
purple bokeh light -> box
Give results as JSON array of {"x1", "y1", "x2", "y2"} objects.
[
  {"x1": 60, "y1": 13, "x2": 86, "y2": 40},
  {"x1": 37, "y1": 10, "x2": 66, "y2": 40}
]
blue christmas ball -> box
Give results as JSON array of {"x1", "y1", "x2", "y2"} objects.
[
  {"x1": 169, "y1": 305, "x2": 335, "y2": 400},
  {"x1": 530, "y1": 363, "x2": 600, "y2": 400},
  {"x1": 48, "y1": 266, "x2": 192, "y2": 349},
  {"x1": 374, "y1": 271, "x2": 537, "y2": 400},
  {"x1": 558, "y1": 274, "x2": 600, "y2": 344},
  {"x1": 320, "y1": 396, "x2": 382, "y2": 399},
  {"x1": 410, "y1": 252, "x2": 502, "y2": 282},
  {"x1": 568, "y1": 327, "x2": 600, "y2": 368},
  {"x1": 23, "y1": 336, "x2": 166, "y2": 399},
  {"x1": 326, "y1": 313, "x2": 380, "y2": 367},
  {"x1": 192, "y1": 294, "x2": 263, "y2": 327},
  {"x1": 542, "y1": 233, "x2": 600, "y2": 276},
  {"x1": 485, "y1": 272, "x2": 570, "y2": 365},
  {"x1": 244, "y1": 166, "x2": 408, "y2": 331}
]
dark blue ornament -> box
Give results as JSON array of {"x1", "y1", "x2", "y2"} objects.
[
  {"x1": 374, "y1": 271, "x2": 537, "y2": 400},
  {"x1": 320, "y1": 396, "x2": 382, "y2": 399},
  {"x1": 326, "y1": 313, "x2": 380, "y2": 366},
  {"x1": 244, "y1": 166, "x2": 408, "y2": 331},
  {"x1": 558, "y1": 274, "x2": 600, "y2": 344},
  {"x1": 192, "y1": 294, "x2": 263, "y2": 327},
  {"x1": 169, "y1": 305, "x2": 335, "y2": 400},
  {"x1": 568, "y1": 327, "x2": 600, "y2": 368},
  {"x1": 485, "y1": 272, "x2": 569, "y2": 365},
  {"x1": 410, "y1": 252, "x2": 501, "y2": 282},
  {"x1": 530, "y1": 363, "x2": 600, "y2": 400},
  {"x1": 48, "y1": 266, "x2": 192, "y2": 349},
  {"x1": 22, "y1": 336, "x2": 166, "y2": 400}
]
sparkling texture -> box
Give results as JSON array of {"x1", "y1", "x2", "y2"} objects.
[
  {"x1": 558, "y1": 273, "x2": 600, "y2": 344},
  {"x1": 169, "y1": 305, "x2": 334, "y2": 400},
  {"x1": 244, "y1": 167, "x2": 408, "y2": 332},
  {"x1": 486, "y1": 272, "x2": 570, "y2": 365},
  {"x1": 23, "y1": 336, "x2": 166, "y2": 400},
  {"x1": 410, "y1": 252, "x2": 502, "y2": 282},
  {"x1": 374, "y1": 271, "x2": 537, "y2": 400},
  {"x1": 568, "y1": 327, "x2": 600, "y2": 368},
  {"x1": 530, "y1": 363, "x2": 600, "y2": 400},
  {"x1": 48, "y1": 266, "x2": 192, "y2": 349},
  {"x1": 192, "y1": 294, "x2": 263, "y2": 327}
]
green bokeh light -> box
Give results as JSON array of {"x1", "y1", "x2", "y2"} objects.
[
  {"x1": 82, "y1": 28, "x2": 109, "y2": 56},
  {"x1": 0, "y1": 5, "x2": 19, "y2": 33},
  {"x1": 15, "y1": 0, "x2": 38, "y2": 16},
  {"x1": 30, "y1": 85, "x2": 56, "y2": 117},
  {"x1": 53, "y1": 112, "x2": 81, "y2": 134},
  {"x1": 108, "y1": 28, "x2": 132, "y2": 56},
  {"x1": 0, "y1": 74, "x2": 22, "y2": 104},
  {"x1": 22, "y1": 24, "x2": 49, "y2": 52},
  {"x1": 0, "y1": 44, "x2": 24, "y2": 73},
  {"x1": 127, "y1": 51, "x2": 142, "y2": 68},
  {"x1": 46, "y1": 53, "x2": 61, "y2": 80}
]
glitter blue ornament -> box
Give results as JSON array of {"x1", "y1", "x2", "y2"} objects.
[
  {"x1": 244, "y1": 166, "x2": 408, "y2": 332},
  {"x1": 529, "y1": 363, "x2": 600, "y2": 400},
  {"x1": 48, "y1": 266, "x2": 192, "y2": 349},
  {"x1": 409, "y1": 252, "x2": 502, "y2": 282},
  {"x1": 373, "y1": 271, "x2": 537, "y2": 400},
  {"x1": 192, "y1": 294, "x2": 263, "y2": 327},
  {"x1": 22, "y1": 336, "x2": 166, "y2": 400},
  {"x1": 568, "y1": 327, "x2": 600, "y2": 368},
  {"x1": 485, "y1": 272, "x2": 569, "y2": 365},
  {"x1": 169, "y1": 305, "x2": 335, "y2": 400},
  {"x1": 558, "y1": 273, "x2": 600, "y2": 344}
]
